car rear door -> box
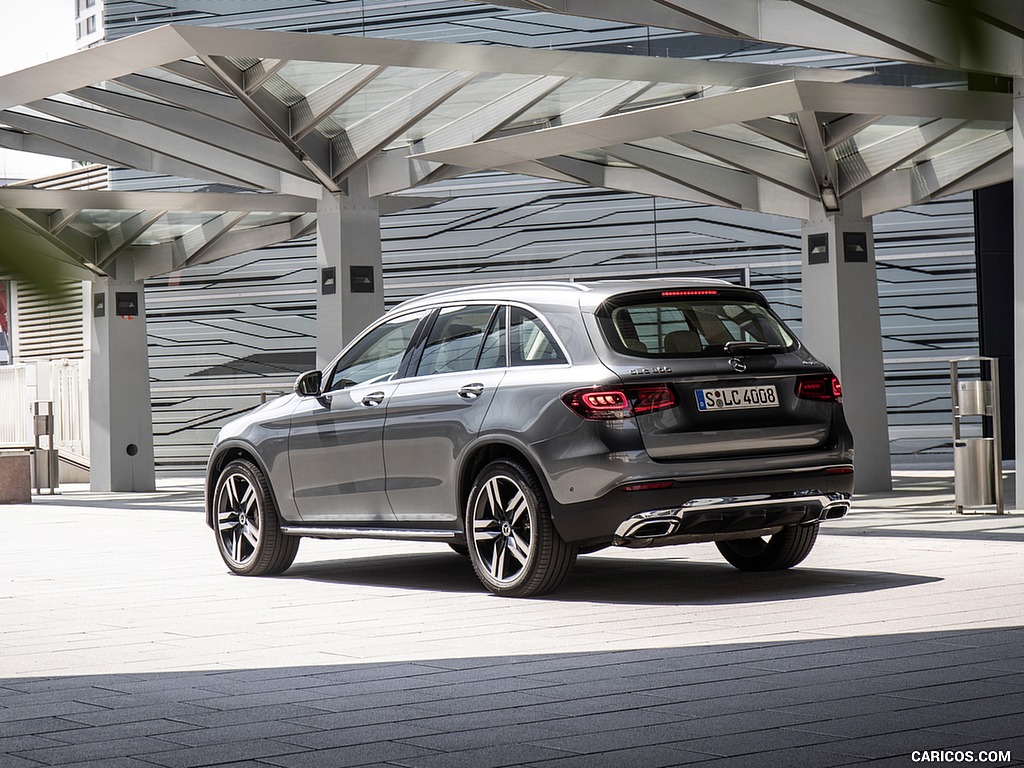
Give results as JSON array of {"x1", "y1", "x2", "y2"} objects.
[{"x1": 383, "y1": 304, "x2": 506, "y2": 522}]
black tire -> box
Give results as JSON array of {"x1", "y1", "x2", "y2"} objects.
[
  {"x1": 716, "y1": 523, "x2": 819, "y2": 571},
  {"x1": 212, "y1": 459, "x2": 299, "y2": 576},
  {"x1": 465, "y1": 459, "x2": 576, "y2": 597}
]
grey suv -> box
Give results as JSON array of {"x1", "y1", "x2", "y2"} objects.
[{"x1": 206, "y1": 280, "x2": 854, "y2": 597}]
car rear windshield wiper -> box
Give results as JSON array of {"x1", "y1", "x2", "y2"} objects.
[{"x1": 723, "y1": 341, "x2": 782, "y2": 353}]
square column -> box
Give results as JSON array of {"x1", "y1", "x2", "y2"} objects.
[
  {"x1": 89, "y1": 275, "x2": 155, "y2": 492},
  {"x1": 316, "y1": 190, "x2": 385, "y2": 369},
  {"x1": 801, "y1": 201, "x2": 892, "y2": 492}
]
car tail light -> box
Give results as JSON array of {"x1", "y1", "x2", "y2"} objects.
[
  {"x1": 796, "y1": 374, "x2": 842, "y2": 403},
  {"x1": 662, "y1": 289, "x2": 718, "y2": 297},
  {"x1": 562, "y1": 384, "x2": 676, "y2": 420},
  {"x1": 631, "y1": 386, "x2": 677, "y2": 415}
]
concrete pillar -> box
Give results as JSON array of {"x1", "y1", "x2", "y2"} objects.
[
  {"x1": 1013, "y1": 77, "x2": 1024, "y2": 510},
  {"x1": 89, "y1": 272, "x2": 155, "y2": 492},
  {"x1": 316, "y1": 189, "x2": 385, "y2": 370},
  {"x1": 801, "y1": 198, "x2": 892, "y2": 493}
]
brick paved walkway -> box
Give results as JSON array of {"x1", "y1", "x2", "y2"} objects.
[{"x1": 1, "y1": 474, "x2": 1022, "y2": 767}]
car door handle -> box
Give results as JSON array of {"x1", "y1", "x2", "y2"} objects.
[
  {"x1": 457, "y1": 383, "x2": 485, "y2": 400},
  {"x1": 361, "y1": 391, "x2": 386, "y2": 407}
]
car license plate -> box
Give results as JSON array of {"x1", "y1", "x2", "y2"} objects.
[{"x1": 695, "y1": 385, "x2": 778, "y2": 411}]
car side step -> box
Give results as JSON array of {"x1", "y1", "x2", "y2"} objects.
[{"x1": 279, "y1": 525, "x2": 460, "y2": 543}]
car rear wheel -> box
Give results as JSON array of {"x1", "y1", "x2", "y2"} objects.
[
  {"x1": 465, "y1": 459, "x2": 576, "y2": 597},
  {"x1": 213, "y1": 459, "x2": 299, "y2": 576},
  {"x1": 716, "y1": 523, "x2": 818, "y2": 571}
]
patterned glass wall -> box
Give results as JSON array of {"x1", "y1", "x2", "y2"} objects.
[{"x1": 104, "y1": 1, "x2": 978, "y2": 473}]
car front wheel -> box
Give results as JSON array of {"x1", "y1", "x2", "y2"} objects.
[
  {"x1": 465, "y1": 459, "x2": 576, "y2": 597},
  {"x1": 213, "y1": 459, "x2": 299, "y2": 576},
  {"x1": 716, "y1": 523, "x2": 818, "y2": 571}
]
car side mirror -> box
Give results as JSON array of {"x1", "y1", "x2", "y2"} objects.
[{"x1": 294, "y1": 370, "x2": 323, "y2": 397}]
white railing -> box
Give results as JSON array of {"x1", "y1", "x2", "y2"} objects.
[
  {"x1": 0, "y1": 364, "x2": 32, "y2": 446},
  {"x1": 50, "y1": 359, "x2": 89, "y2": 459},
  {"x1": 0, "y1": 360, "x2": 89, "y2": 460}
]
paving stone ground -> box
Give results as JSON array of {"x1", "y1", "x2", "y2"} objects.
[{"x1": 1, "y1": 472, "x2": 1023, "y2": 767}]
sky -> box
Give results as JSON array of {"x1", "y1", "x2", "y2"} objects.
[{"x1": 0, "y1": 0, "x2": 78, "y2": 179}]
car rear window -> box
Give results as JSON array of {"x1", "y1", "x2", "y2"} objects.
[{"x1": 597, "y1": 289, "x2": 796, "y2": 358}]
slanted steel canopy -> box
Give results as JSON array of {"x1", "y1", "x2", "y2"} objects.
[
  {"x1": 472, "y1": 0, "x2": 1024, "y2": 77},
  {"x1": 0, "y1": 24, "x2": 851, "y2": 198},
  {"x1": 0, "y1": 23, "x2": 1011, "y2": 270},
  {"x1": 0, "y1": 183, "x2": 316, "y2": 281},
  {"x1": 413, "y1": 79, "x2": 1012, "y2": 220},
  {"x1": 0, "y1": 24, "x2": 866, "y2": 278}
]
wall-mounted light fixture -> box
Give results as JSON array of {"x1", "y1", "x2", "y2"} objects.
[{"x1": 820, "y1": 182, "x2": 840, "y2": 213}]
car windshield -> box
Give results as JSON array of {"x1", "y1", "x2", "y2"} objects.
[{"x1": 597, "y1": 290, "x2": 797, "y2": 358}]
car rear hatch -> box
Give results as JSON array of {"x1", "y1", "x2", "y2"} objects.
[{"x1": 592, "y1": 286, "x2": 841, "y2": 461}]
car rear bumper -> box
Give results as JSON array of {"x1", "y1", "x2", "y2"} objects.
[
  {"x1": 612, "y1": 490, "x2": 850, "y2": 548},
  {"x1": 549, "y1": 465, "x2": 854, "y2": 548}
]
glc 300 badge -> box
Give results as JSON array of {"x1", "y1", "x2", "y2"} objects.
[{"x1": 628, "y1": 366, "x2": 672, "y2": 375}]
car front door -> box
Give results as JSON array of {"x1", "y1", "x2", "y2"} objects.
[{"x1": 288, "y1": 310, "x2": 428, "y2": 522}]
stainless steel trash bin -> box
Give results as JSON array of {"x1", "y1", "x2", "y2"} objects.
[
  {"x1": 953, "y1": 438, "x2": 996, "y2": 508},
  {"x1": 950, "y1": 357, "x2": 1004, "y2": 514},
  {"x1": 32, "y1": 401, "x2": 58, "y2": 494},
  {"x1": 955, "y1": 380, "x2": 992, "y2": 417}
]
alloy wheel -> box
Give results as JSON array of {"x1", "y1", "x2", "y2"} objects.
[
  {"x1": 216, "y1": 470, "x2": 262, "y2": 568},
  {"x1": 470, "y1": 473, "x2": 535, "y2": 584}
]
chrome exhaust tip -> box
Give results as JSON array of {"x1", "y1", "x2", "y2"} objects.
[
  {"x1": 629, "y1": 519, "x2": 679, "y2": 539},
  {"x1": 822, "y1": 501, "x2": 850, "y2": 520}
]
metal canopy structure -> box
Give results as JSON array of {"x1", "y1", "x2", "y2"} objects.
[
  {"x1": 0, "y1": 24, "x2": 855, "y2": 223},
  {"x1": 414, "y1": 79, "x2": 1011, "y2": 221},
  {"x1": 0, "y1": 24, "x2": 1010, "y2": 247},
  {"x1": 0, "y1": 23, "x2": 871, "y2": 286},
  {"x1": 473, "y1": 0, "x2": 1024, "y2": 76},
  {"x1": 0, "y1": 185, "x2": 316, "y2": 281}
]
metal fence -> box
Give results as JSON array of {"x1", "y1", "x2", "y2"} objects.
[
  {"x1": 0, "y1": 364, "x2": 31, "y2": 446},
  {"x1": 0, "y1": 360, "x2": 89, "y2": 461}
]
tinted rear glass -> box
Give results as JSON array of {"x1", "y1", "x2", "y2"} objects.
[{"x1": 597, "y1": 290, "x2": 796, "y2": 358}]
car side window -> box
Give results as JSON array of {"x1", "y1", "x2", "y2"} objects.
[
  {"x1": 510, "y1": 307, "x2": 567, "y2": 366},
  {"x1": 416, "y1": 305, "x2": 497, "y2": 377},
  {"x1": 326, "y1": 311, "x2": 426, "y2": 392},
  {"x1": 477, "y1": 305, "x2": 507, "y2": 369}
]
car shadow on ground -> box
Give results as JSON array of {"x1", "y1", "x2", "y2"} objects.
[
  {"x1": 3, "y1": 627, "x2": 1023, "y2": 767},
  {"x1": 282, "y1": 550, "x2": 940, "y2": 605}
]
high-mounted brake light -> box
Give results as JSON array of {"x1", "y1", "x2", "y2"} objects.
[
  {"x1": 795, "y1": 374, "x2": 843, "y2": 403},
  {"x1": 661, "y1": 289, "x2": 719, "y2": 297},
  {"x1": 562, "y1": 385, "x2": 677, "y2": 420}
]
